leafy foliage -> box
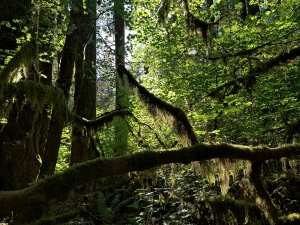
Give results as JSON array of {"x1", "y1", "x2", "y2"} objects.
[{"x1": 2, "y1": 0, "x2": 300, "y2": 224}]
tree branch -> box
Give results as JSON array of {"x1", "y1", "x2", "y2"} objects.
[
  {"x1": 117, "y1": 64, "x2": 199, "y2": 146},
  {"x1": 205, "y1": 46, "x2": 300, "y2": 98},
  {"x1": 1, "y1": 143, "x2": 300, "y2": 212},
  {"x1": 207, "y1": 27, "x2": 300, "y2": 60},
  {"x1": 72, "y1": 109, "x2": 134, "y2": 129}
]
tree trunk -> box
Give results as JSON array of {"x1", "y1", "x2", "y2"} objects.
[
  {"x1": 114, "y1": 0, "x2": 128, "y2": 155},
  {"x1": 248, "y1": 1, "x2": 260, "y2": 16},
  {"x1": 239, "y1": 0, "x2": 247, "y2": 21},
  {"x1": 0, "y1": 105, "x2": 46, "y2": 190},
  {"x1": 70, "y1": 0, "x2": 97, "y2": 165},
  {"x1": 38, "y1": 1, "x2": 84, "y2": 177},
  {"x1": 0, "y1": 0, "x2": 45, "y2": 191}
]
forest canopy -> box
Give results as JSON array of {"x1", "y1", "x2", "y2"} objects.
[{"x1": 1, "y1": 0, "x2": 300, "y2": 224}]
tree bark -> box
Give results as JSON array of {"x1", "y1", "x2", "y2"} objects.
[
  {"x1": 70, "y1": 0, "x2": 97, "y2": 165},
  {"x1": 38, "y1": 1, "x2": 84, "y2": 178},
  {"x1": 114, "y1": 0, "x2": 128, "y2": 155},
  {"x1": 0, "y1": 105, "x2": 44, "y2": 190}
]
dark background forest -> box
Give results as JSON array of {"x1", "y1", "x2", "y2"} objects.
[{"x1": 1, "y1": 0, "x2": 300, "y2": 224}]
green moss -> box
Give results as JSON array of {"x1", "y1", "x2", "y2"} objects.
[
  {"x1": 0, "y1": 40, "x2": 37, "y2": 84},
  {"x1": 125, "y1": 150, "x2": 159, "y2": 170},
  {"x1": 117, "y1": 64, "x2": 198, "y2": 146},
  {"x1": 157, "y1": 0, "x2": 172, "y2": 26},
  {"x1": 12, "y1": 81, "x2": 69, "y2": 134},
  {"x1": 206, "y1": 197, "x2": 259, "y2": 224},
  {"x1": 278, "y1": 213, "x2": 300, "y2": 225},
  {"x1": 34, "y1": 159, "x2": 100, "y2": 201}
]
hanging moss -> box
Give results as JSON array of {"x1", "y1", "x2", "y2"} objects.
[
  {"x1": 288, "y1": 159, "x2": 298, "y2": 176},
  {"x1": 191, "y1": 160, "x2": 217, "y2": 184},
  {"x1": 0, "y1": 79, "x2": 133, "y2": 136},
  {"x1": 192, "y1": 157, "x2": 247, "y2": 195},
  {"x1": 117, "y1": 64, "x2": 198, "y2": 146},
  {"x1": 219, "y1": 159, "x2": 230, "y2": 196},
  {"x1": 5, "y1": 81, "x2": 68, "y2": 134},
  {"x1": 205, "y1": 196, "x2": 261, "y2": 225},
  {"x1": 278, "y1": 213, "x2": 300, "y2": 225},
  {"x1": 0, "y1": 40, "x2": 37, "y2": 85},
  {"x1": 157, "y1": 0, "x2": 216, "y2": 45},
  {"x1": 187, "y1": 12, "x2": 211, "y2": 44},
  {"x1": 157, "y1": 0, "x2": 173, "y2": 26}
]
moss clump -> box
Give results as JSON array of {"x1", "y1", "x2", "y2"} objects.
[
  {"x1": 125, "y1": 150, "x2": 159, "y2": 171},
  {"x1": 157, "y1": 0, "x2": 172, "y2": 26},
  {"x1": 278, "y1": 213, "x2": 300, "y2": 225},
  {"x1": 1, "y1": 81, "x2": 68, "y2": 134},
  {"x1": 117, "y1": 64, "x2": 198, "y2": 146},
  {"x1": 0, "y1": 40, "x2": 37, "y2": 84}
]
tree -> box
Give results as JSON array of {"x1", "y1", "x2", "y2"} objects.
[
  {"x1": 69, "y1": 0, "x2": 98, "y2": 165},
  {"x1": 1, "y1": 0, "x2": 300, "y2": 224},
  {"x1": 114, "y1": 0, "x2": 128, "y2": 154},
  {"x1": 38, "y1": 0, "x2": 88, "y2": 178},
  {"x1": 0, "y1": 0, "x2": 48, "y2": 190}
]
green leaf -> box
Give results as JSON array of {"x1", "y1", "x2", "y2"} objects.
[
  {"x1": 212, "y1": 104, "x2": 224, "y2": 111},
  {"x1": 127, "y1": 203, "x2": 139, "y2": 209},
  {"x1": 211, "y1": 129, "x2": 221, "y2": 135},
  {"x1": 224, "y1": 94, "x2": 239, "y2": 104}
]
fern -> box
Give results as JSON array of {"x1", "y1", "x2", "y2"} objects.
[
  {"x1": 97, "y1": 192, "x2": 112, "y2": 224},
  {"x1": 97, "y1": 191, "x2": 135, "y2": 224}
]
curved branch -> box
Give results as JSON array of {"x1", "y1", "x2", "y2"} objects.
[
  {"x1": 207, "y1": 27, "x2": 300, "y2": 60},
  {"x1": 1, "y1": 143, "x2": 300, "y2": 212},
  {"x1": 4, "y1": 81, "x2": 133, "y2": 130},
  {"x1": 117, "y1": 64, "x2": 198, "y2": 146},
  {"x1": 72, "y1": 109, "x2": 135, "y2": 129},
  {"x1": 205, "y1": 46, "x2": 300, "y2": 98}
]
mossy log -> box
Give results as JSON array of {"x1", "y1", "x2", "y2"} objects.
[{"x1": 1, "y1": 143, "x2": 300, "y2": 212}]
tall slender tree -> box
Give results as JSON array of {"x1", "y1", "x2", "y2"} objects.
[
  {"x1": 114, "y1": 0, "x2": 128, "y2": 154},
  {"x1": 70, "y1": 0, "x2": 98, "y2": 165},
  {"x1": 39, "y1": 0, "x2": 88, "y2": 177}
]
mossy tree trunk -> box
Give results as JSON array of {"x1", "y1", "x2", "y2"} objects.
[
  {"x1": 36, "y1": 1, "x2": 54, "y2": 165},
  {"x1": 38, "y1": 0, "x2": 86, "y2": 177},
  {"x1": 0, "y1": 0, "x2": 45, "y2": 191},
  {"x1": 0, "y1": 105, "x2": 46, "y2": 190},
  {"x1": 70, "y1": 0, "x2": 98, "y2": 165},
  {"x1": 114, "y1": 0, "x2": 128, "y2": 155}
]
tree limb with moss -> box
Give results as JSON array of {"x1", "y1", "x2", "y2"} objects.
[
  {"x1": 117, "y1": 64, "x2": 198, "y2": 146},
  {"x1": 1, "y1": 143, "x2": 300, "y2": 213},
  {"x1": 205, "y1": 46, "x2": 300, "y2": 99}
]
